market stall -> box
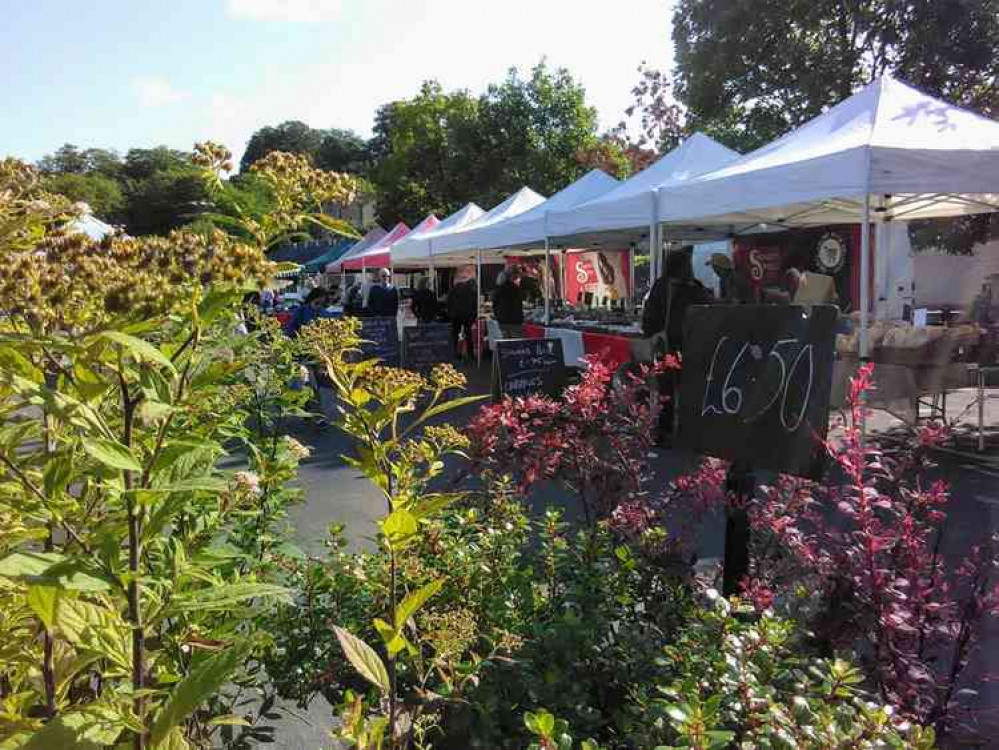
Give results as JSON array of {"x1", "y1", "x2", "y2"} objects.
[
  {"x1": 337, "y1": 221, "x2": 411, "y2": 272},
  {"x1": 644, "y1": 76, "x2": 999, "y2": 425}
]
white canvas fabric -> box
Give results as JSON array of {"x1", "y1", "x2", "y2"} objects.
[
  {"x1": 430, "y1": 186, "x2": 546, "y2": 257},
  {"x1": 391, "y1": 202, "x2": 485, "y2": 267},
  {"x1": 325, "y1": 226, "x2": 387, "y2": 272},
  {"x1": 69, "y1": 213, "x2": 115, "y2": 240},
  {"x1": 343, "y1": 214, "x2": 438, "y2": 268},
  {"x1": 546, "y1": 133, "x2": 741, "y2": 245},
  {"x1": 655, "y1": 76, "x2": 999, "y2": 228},
  {"x1": 468, "y1": 170, "x2": 619, "y2": 251}
]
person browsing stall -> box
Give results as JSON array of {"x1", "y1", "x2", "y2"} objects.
[
  {"x1": 643, "y1": 248, "x2": 711, "y2": 445},
  {"x1": 411, "y1": 276, "x2": 438, "y2": 324},
  {"x1": 447, "y1": 274, "x2": 478, "y2": 361},
  {"x1": 492, "y1": 265, "x2": 525, "y2": 337},
  {"x1": 284, "y1": 288, "x2": 329, "y2": 338},
  {"x1": 366, "y1": 268, "x2": 400, "y2": 318}
]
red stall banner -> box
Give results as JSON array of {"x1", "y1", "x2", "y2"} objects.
[{"x1": 562, "y1": 249, "x2": 632, "y2": 305}]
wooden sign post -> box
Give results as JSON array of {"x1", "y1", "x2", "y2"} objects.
[
  {"x1": 491, "y1": 338, "x2": 566, "y2": 401},
  {"x1": 678, "y1": 304, "x2": 838, "y2": 595}
]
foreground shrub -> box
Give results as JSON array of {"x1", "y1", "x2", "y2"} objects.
[
  {"x1": 742, "y1": 365, "x2": 999, "y2": 738},
  {"x1": 0, "y1": 150, "x2": 353, "y2": 749}
]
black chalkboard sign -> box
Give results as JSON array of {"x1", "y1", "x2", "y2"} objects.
[
  {"x1": 678, "y1": 305, "x2": 838, "y2": 479},
  {"x1": 492, "y1": 338, "x2": 566, "y2": 400},
  {"x1": 359, "y1": 317, "x2": 399, "y2": 366},
  {"x1": 403, "y1": 324, "x2": 452, "y2": 371}
]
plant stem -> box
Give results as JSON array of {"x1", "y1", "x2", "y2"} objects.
[
  {"x1": 41, "y1": 369, "x2": 57, "y2": 718},
  {"x1": 386, "y1": 471, "x2": 398, "y2": 749},
  {"x1": 119, "y1": 363, "x2": 146, "y2": 750},
  {"x1": 388, "y1": 548, "x2": 398, "y2": 749}
]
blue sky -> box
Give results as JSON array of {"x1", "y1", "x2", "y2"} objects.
[{"x1": 2, "y1": 0, "x2": 675, "y2": 164}]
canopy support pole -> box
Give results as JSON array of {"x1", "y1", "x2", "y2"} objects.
[
  {"x1": 629, "y1": 242, "x2": 636, "y2": 312},
  {"x1": 650, "y1": 188, "x2": 661, "y2": 281},
  {"x1": 476, "y1": 250, "x2": 483, "y2": 369},
  {"x1": 544, "y1": 237, "x2": 551, "y2": 324},
  {"x1": 429, "y1": 240, "x2": 435, "y2": 295},
  {"x1": 859, "y1": 192, "x2": 872, "y2": 442},
  {"x1": 562, "y1": 249, "x2": 568, "y2": 307}
]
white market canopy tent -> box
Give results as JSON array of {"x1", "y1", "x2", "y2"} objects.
[
  {"x1": 391, "y1": 202, "x2": 485, "y2": 268},
  {"x1": 466, "y1": 169, "x2": 619, "y2": 251},
  {"x1": 651, "y1": 75, "x2": 999, "y2": 355},
  {"x1": 427, "y1": 186, "x2": 546, "y2": 264},
  {"x1": 332, "y1": 221, "x2": 410, "y2": 272},
  {"x1": 547, "y1": 133, "x2": 741, "y2": 250},
  {"x1": 324, "y1": 226, "x2": 387, "y2": 273},
  {"x1": 654, "y1": 76, "x2": 999, "y2": 228},
  {"x1": 70, "y1": 213, "x2": 115, "y2": 241}
]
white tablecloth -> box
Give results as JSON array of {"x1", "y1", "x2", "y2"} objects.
[{"x1": 544, "y1": 327, "x2": 586, "y2": 367}]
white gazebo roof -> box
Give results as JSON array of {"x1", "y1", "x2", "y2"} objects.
[
  {"x1": 654, "y1": 76, "x2": 999, "y2": 228},
  {"x1": 391, "y1": 203, "x2": 485, "y2": 267}
]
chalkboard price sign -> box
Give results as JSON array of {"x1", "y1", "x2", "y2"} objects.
[
  {"x1": 678, "y1": 305, "x2": 838, "y2": 479},
  {"x1": 359, "y1": 317, "x2": 400, "y2": 366},
  {"x1": 403, "y1": 324, "x2": 452, "y2": 371},
  {"x1": 492, "y1": 338, "x2": 566, "y2": 401}
]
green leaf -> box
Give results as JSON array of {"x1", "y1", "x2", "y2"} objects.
[
  {"x1": 395, "y1": 579, "x2": 443, "y2": 631},
  {"x1": 26, "y1": 584, "x2": 58, "y2": 630},
  {"x1": 524, "y1": 711, "x2": 540, "y2": 734},
  {"x1": 152, "y1": 726, "x2": 190, "y2": 750},
  {"x1": 139, "y1": 399, "x2": 176, "y2": 422},
  {"x1": 373, "y1": 617, "x2": 409, "y2": 658},
  {"x1": 99, "y1": 331, "x2": 177, "y2": 375},
  {"x1": 408, "y1": 395, "x2": 487, "y2": 433},
  {"x1": 196, "y1": 290, "x2": 243, "y2": 327},
  {"x1": 412, "y1": 492, "x2": 463, "y2": 520},
  {"x1": 150, "y1": 645, "x2": 248, "y2": 746},
  {"x1": 334, "y1": 626, "x2": 390, "y2": 694},
  {"x1": 43, "y1": 454, "x2": 75, "y2": 497},
  {"x1": 206, "y1": 715, "x2": 252, "y2": 727},
  {"x1": 536, "y1": 711, "x2": 555, "y2": 736},
  {"x1": 168, "y1": 583, "x2": 290, "y2": 614},
  {"x1": 22, "y1": 705, "x2": 127, "y2": 750},
  {"x1": 82, "y1": 438, "x2": 142, "y2": 473},
  {"x1": 381, "y1": 509, "x2": 418, "y2": 548},
  {"x1": 0, "y1": 550, "x2": 65, "y2": 578},
  {"x1": 0, "y1": 346, "x2": 43, "y2": 383}
]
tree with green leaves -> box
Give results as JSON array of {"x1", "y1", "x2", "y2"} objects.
[
  {"x1": 239, "y1": 120, "x2": 326, "y2": 172},
  {"x1": 368, "y1": 81, "x2": 482, "y2": 225},
  {"x1": 476, "y1": 62, "x2": 601, "y2": 200},
  {"x1": 38, "y1": 144, "x2": 122, "y2": 179},
  {"x1": 672, "y1": 0, "x2": 999, "y2": 153},
  {"x1": 316, "y1": 127, "x2": 371, "y2": 175},
  {"x1": 42, "y1": 172, "x2": 126, "y2": 223},
  {"x1": 370, "y1": 62, "x2": 603, "y2": 225}
]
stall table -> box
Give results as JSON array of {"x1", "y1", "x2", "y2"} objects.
[{"x1": 522, "y1": 323, "x2": 660, "y2": 370}]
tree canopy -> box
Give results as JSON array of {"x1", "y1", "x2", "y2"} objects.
[
  {"x1": 672, "y1": 0, "x2": 999, "y2": 152},
  {"x1": 369, "y1": 62, "x2": 604, "y2": 225},
  {"x1": 38, "y1": 143, "x2": 208, "y2": 235},
  {"x1": 239, "y1": 120, "x2": 326, "y2": 172}
]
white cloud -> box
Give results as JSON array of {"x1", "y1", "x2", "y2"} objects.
[
  {"x1": 131, "y1": 77, "x2": 190, "y2": 107},
  {"x1": 226, "y1": 0, "x2": 341, "y2": 22}
]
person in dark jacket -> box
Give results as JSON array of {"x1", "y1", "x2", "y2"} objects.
[
  {"x1": 411, "y1": 277, "x2": 438, "y2": 324},
  {"x1": 492, "y1": 266, "x2": 525, "y2": 335},
  {"x1": 447, "y1": 276, "x2": 478, "y2": 360},
  {"x1": 642, "y1": 248, "x2": 711, "y2": 444},
  {"x1": 366, "y1": 268, "x2": 400, "y2": 318},
  {"x1": 284, "y1": 288, "x2": 329, "y2": 338}
]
